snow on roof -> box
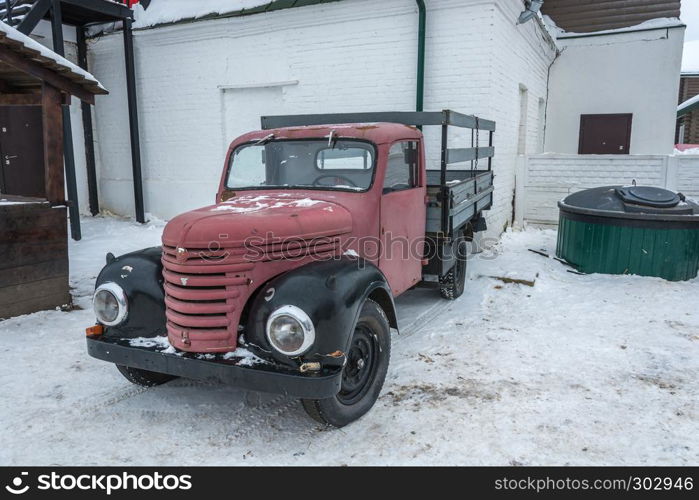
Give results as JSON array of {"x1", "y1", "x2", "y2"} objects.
[
  {"x1": 0, "y1": 20, "x2": 105, "y2": 92},
  {"x1": 543, "y1": 16, "x2": 684, "y2": 41},
  {"x1": 682, "y1": 40, "x2": 699, "y2": 75},
  {"x1": 132, "y1": 0, "x2": 277, "y2": 28},
  {"x1": 678, "y1": 93, "x2": 699, "y2": 117}
]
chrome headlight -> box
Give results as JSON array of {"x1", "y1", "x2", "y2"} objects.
[
  {"x1": 266, "y1": 305, "x2": 315, "y2": 357},
  {"x1": 93, "y1": 282, "x2": 128, "y2": 326}
]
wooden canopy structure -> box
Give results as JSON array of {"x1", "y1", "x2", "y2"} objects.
[
  {"x1": 1, "y1": 0, "x2": 143, "y2": 241},
  {"x1": 0, "y1": 22, "x2": 107, "y2": 202},
  {"x1": 0, "y1": 21, "x2": 105, "y2": 319}
]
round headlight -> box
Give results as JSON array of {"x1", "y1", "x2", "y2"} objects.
[
  {"x1": 266, "y1": 305, "x2": 315, "y2": 357},
  {"x1": 93, "y1": 282, "x2": 128, "y2": 326}
]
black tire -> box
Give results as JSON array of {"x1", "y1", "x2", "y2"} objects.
[
  {"x1": 439, "y1": 238, "x2": 468, "y2": 300},
  {"x1": 116, "y1": 365, "x2": 177, "y2": 387},
  {"x1": 301, "y1": 299, "x2": 391, "y2": 427}
]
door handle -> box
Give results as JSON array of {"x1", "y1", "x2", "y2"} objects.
[{"x1": 5, "y1": 155, "x2": 17, "y2": 160}]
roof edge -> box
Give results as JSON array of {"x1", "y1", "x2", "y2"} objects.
[
  {"x1": 132, "y1": 0, "x2": 345, "y2": 32},
  {"x1": 557, "y1": 21, "x2": 685, "y2": 40}
]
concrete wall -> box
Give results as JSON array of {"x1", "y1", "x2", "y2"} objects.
[
  {"x1": 677, "y1": 155, "x2": 699, "y2": 199},
  {"x1": 545, "y1": 24, "x2": 685, "y2": 155},
  {"x1": 85, "y1": 0, "x2": 556, "y2": 236},
  {"x1": 514, "y1": 153, "x2": 699, "y2": 225}
]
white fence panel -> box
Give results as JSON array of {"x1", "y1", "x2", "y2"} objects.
[
  {"x1": 677, "y1": 156, "x2": 699, "y2": 200},
  {"x1": 516, "y1": 154, "x2": 699, "y2": 225}
]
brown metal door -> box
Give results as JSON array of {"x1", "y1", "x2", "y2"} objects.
[
  {"x1": 0, "y1": 106, "x2": 45, "y2": 198},
  {"x1": 578, "y1": 113, "x2": 632, "y2": 154}
]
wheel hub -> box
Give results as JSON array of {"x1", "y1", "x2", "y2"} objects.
[{"x1": 338, "y1": 325, "x2": 378, "y2": 405}]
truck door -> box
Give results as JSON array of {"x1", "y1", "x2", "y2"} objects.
[{"x1": 379, "y1": 141, "x2": 426, "y2": 295}]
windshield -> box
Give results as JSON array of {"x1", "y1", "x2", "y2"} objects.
[{"x1": 226, "y1": 140, "x2": 376, "y2": 191}]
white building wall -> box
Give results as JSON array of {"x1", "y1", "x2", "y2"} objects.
[
  {"x1": 487, "y1": 1, "x2": 556, "y2": 232},
  {"x1": 86, "y1": 0, "x2": 556, "y2": 236},
  {"x1": 545, "y1": 25, "x2": 685, "y2": 155}
]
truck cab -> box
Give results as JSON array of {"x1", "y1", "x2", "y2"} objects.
[{"x1": 87, "y1": 110, "x2": 495, "y2": 426}]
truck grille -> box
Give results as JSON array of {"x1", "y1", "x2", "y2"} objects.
[
  {"x1": 162, "y1": 244, "x2": 255, "y2": 351},
  {"x1": 161, "y1": 237, "x2": 341, "y2": 351}
]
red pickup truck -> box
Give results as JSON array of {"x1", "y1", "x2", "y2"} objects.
[{"x1": 86, "y1": 110, "x2": 496, "y2": 426}]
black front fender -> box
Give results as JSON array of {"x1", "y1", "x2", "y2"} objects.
[
  {"x1": 95, "y1": 246, "x2": 166, "y2": 338},
  {"x1": 244, "y1": 257, "x2": 398, "y2": 369}
]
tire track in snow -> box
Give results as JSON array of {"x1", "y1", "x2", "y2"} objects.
[
  {"x1": 69, "y1": 294, "x2": 451, "y2": 431},
  {"x1": 77, "y1": 379, "x2": 306, "y2": 437},
  {"x1": 396, "y1": 297, "x2": 451, "y2": 340}
]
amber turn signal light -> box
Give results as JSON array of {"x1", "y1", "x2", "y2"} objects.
[{"x1": 85, "y1": 324, "x2": 104, "y2": 337}]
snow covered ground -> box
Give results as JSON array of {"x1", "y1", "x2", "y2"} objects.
[{"x1": 1, "y1": 216, "x2": 697, "y2": 465}]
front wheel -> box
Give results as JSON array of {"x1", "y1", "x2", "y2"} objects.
[
  {"x1": 301, "y1": 299, "x2": 391, "y2": 427},
  {"x1": 116, "y1": 365, "x2": 177, "y2": 387}
]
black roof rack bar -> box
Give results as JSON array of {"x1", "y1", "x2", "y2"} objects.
[
  {"x1": 446, "y1": 146, "x2": 495, "y2": 164},
  {"x1": 445, "y1": 110, "x2": 496, "y2": 131},
  {"x1": 261, "y1": 109, "x2": 496, "y2": 132}
]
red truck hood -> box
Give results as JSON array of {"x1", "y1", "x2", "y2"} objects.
[
  {"x1": 161, "y1": 194, "x2": 353, "y2": 352},
  {"x1": 162, "y1": 194, "x2": 353, "y2": 250}
]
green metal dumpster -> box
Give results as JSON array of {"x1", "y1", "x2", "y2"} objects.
[{"x1": 556, "y1": 186, "x2": 699, "y2": 281}]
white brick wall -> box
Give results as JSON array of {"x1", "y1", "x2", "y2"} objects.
[{"x1": 85, "y1": 0, "x2": 556, "y2": 237}]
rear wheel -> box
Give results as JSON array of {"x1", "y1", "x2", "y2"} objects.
[
  {"x1": 116, "y1": 365, "x2": 177, "y2": 387},
  {"x1": 439, "y1": 237, "x2": 468, "y2": 300},
  {"x1": 301, "y1": 299, "x2": 391, "y2": 427}
]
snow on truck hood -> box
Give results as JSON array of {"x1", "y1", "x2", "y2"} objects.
[{"x1": 162, "y1": 194, "x2": 353, "y2": 249}]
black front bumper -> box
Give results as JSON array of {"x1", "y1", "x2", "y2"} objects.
[{"x1": 87, "y1": 336, "x2": 342, "y2": 399}]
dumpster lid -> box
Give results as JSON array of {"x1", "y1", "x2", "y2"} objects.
[
  {"x1": 559, "y1": 186, "x2": 699, "y2": 219},
  {"x1": 615, "y1": 186, "x2": 680, "y2": 208}
]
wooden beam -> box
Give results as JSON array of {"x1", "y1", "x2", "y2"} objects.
[
  {"x1": 16, "y1": 0, "x2": 52, "y2": 35},
  {"x1": 51, "y1": 0, "x2": 81, "y2": 240},
  {"x1": 0, "y1": 44, "x2": 95, "y2": 104},
  {"x1": 77, "y1": 26, "x2": 99, "y2": 216},
  {"x1": 60, "y1": 0, "x2": 134, "y2": 20},
  {"x1": 41, "y1": 83, "x2": 64, "y2": 204},
  {"x1": 0, "y1": 79, "x2": 22, "y2": 92},
  {"x1": 124, "y1": 18, "x2": 145, "y2": 224},
  {"x1": 0, "y1": 93, "x2": 41, "y2": 105}
]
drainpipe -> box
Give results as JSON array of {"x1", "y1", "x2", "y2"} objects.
[{"x1": 415, "y1": 0, "x2": 426, "y2": 112}]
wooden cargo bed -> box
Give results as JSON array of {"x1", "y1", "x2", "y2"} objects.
[{"x1": 426, "y1": 169, "x2": 494, "y2": 235}]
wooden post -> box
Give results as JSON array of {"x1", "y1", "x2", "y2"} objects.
[
  {"x1": 123, "y1": 18, "x2": 146, "y2": 223},
  {"x1": 51, "y1": 0, "x2": 81, "y2": 240},
  {"x1": 41, "y1": 83, "x2": 64, "y2": 204},
  {"x1": 77, "y1": 26, "x2": 99, "y2": 216}
]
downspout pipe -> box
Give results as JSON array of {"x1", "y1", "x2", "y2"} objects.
[{"x1": 415, "y1": 0, "x2": 426, "y2": 112}]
